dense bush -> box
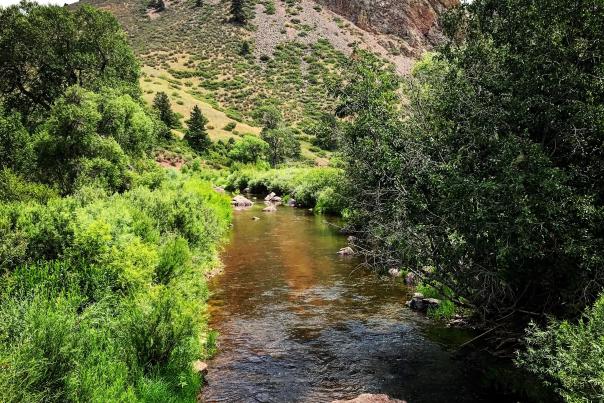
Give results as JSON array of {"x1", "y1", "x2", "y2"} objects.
[
  {"x1": 518, "y1": 295, "x2": 604, "y2": 402},
  {"x1": 338, "y1": 0, "x2": 604, "y2": 325},
  {"x1": 0, "y1": 2, "x2": 139, "y2": 119},
  {"x1": 228, "y1": 135, "x2": 269, "y2": 164},
  {"x1": 0, "y1": 175, "x2": 231, "y2": 402},
  {"x1": 226, "y1": 166, "x2": 344, "y2": 213}
]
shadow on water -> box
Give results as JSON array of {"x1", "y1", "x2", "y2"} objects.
[{"x1": 201, "y1": 201, "x2": 510, "y2": 403}]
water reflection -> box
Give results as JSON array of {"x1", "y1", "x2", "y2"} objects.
[{"x1": 202, "y1": 203, "x2": 502, "y2": 403}]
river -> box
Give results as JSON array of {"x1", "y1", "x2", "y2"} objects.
[{"x1": 201, "y1": 201, "x2": 507, "y2": 402}]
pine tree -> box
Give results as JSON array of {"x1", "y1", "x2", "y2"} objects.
[
  {"x1": 153, "y1": 92, "x2": 177, "y2": 128},
  {"x1": 155, "y1": 0, "x2": 166, "y2": 11},
  {"x1": 230, "y1": 0, "x2": 247, "y2": 24},
  {"x1": 185, "y1": 105, "x2": 211, "y2": 153},
  {"x1": 195, "y1": 0, "x2": 203, "y2": 7}
]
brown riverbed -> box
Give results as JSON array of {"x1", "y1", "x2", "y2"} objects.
[{"x1": 201, "y1": 202, "x2": 508, "y2": 403}]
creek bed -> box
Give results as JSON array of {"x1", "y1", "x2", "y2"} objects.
[{"x1": 201, "y1": 202, "x2": 507, "y2": 402}]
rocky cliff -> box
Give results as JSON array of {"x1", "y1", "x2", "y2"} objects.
[{"x1": 315, "y1": 0, "x2": 459, "y2": 52}]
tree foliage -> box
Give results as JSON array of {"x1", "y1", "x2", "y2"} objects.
[
  {"x1": 152, "y1": 92, "x2": 178, "y2": 129},
  {"x1": 0, "y1": 2, "x2": 139, "y2": 119},
  {"x1": 339, "y1": 0, "x2": 604, "y2": 327},
  {"x1": 228, "y1": 135, "x2": 269, "y2": 164},
  {"x1": 230, "y1": 0, "x2": 248, "y2": 24},
  {"x1": 184, "y1": 105, "x2": 211, "y2": 153}
]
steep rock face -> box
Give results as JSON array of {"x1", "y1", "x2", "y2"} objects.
[{"x1": 315, "y1": 0, "x2": 459, "y2": 52}]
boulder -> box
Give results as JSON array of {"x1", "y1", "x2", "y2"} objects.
[
  {"x1": 406, "y1": 294, "x2": 440, "y2": 312},
  {"x1": 271, "y1": 196, "x2": 282, "y2": 202},
  {"x1": 287, "y1": 198, "x2": 296, "y2": 207},
  {"x1": 405, "y1": 272, "x2": 417, "y2": 286},
  {"x1": 213, "y1": 186, "x2": 225, "y2": 194},
  {"x1": 332, "y1": 394, "x2": 406, "y2": 403},
  {"x1": 264, "y1": 192, "x2": 276, "y2": 201},
  {"x1": 388, "y1": 268, "x2": 402, "y2": 277},
  {"x1": 232, "y1": 195, "x2": 253, "y2": 207},
  {"x1": 337, "y1": 246, "x2": 354, "y2": 256},
  {"x1": 243, "y1": 187, "x2": 250, "y2": 193},
  {"x1": 347, "y1": 235, "x2": 357, "y2": 243},
  {"x1": 262, "y1": 204, "x2": 277, "y2": 212}
]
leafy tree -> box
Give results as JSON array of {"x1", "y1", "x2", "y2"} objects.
[
  {"x1": 228, "y1": 135, "x2": 269, "y2": 163},
  {"x1": 338, "y1": 0, "x2": 604, "y2": 331},
  {"x1": 0, "y1": 3, "x2": 139, "y2": 119},
  {"x1": 230, "y1": 0, "x2": 248, "y2": 24},
  {"x1": 261, "y1": 128, "x2": 300, "y2": 167},
  {"x1": 184, "y1": 105, "x2": 211, "y2": 153},
  {"x1": 309, "y1": 113, "x2": 341, "y2": 151},
  {"x1": 153, "y1": 92, "x2": 178, "y2": 128},
  {"x1": 254, "y1": 105, "x2": 282, "y2": 130},
  {"x1": 0, "y1": 109, "x2": 36, "y2": 175}
]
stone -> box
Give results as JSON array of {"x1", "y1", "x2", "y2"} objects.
[
  {"x1": 243, "y1": 187, "x2": 250, "y2": 193},
  {"x1": 252, "y1": 216, "x2": 260, "y2": 220},
  {"x1": 231, "y1": 195, "x2": 253, "y2": 207},
  {"x1": 388, "y1": 268, "x2": 402, "y2": 277},
  {"x1": 405, "y1": 272, "x2": 417, "y2": 286},
  {"x1": 264, "y1": 192, "x2": 276, "y2": 201},
  {"x1": 337, "y1": 246, "x2": 354, "y2": 256},
  {"x1": 287, "y1": 198, "x2": 296, "y2": 207},
  {"x1": 192, "y1": 360, "x2": 208, "y2": 376},
  {"x1": 406, "y1": 293, "x2": 440, "y2": 312},
  {"x1": 213, "y1": 186, "x2": 225, "y2": 194},
  {"x1": 262, "y1": 204, "x2": 277, "y2": 212},
  {"x1": 332, "y1": 394, "x2": 406, "y2": 403}
]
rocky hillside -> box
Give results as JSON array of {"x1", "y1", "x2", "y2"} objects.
[
  {"x1": 316, "y1": 0, "x2": 459, "y2": 55},
  {"x1": 76, "y1": 0, "x2": 456, "y2": 161}
]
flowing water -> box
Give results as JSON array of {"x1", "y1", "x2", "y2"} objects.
[{"x1": 202, "y1": 202, "x2": 505, "y2": 403}]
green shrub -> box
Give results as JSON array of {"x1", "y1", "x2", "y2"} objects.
[{"x1": 517, "y1": 295, "x2": 604, "y2": 402}]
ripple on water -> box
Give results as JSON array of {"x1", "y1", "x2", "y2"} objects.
[{"x1": 201, "y1": 204, "x2": 503, "y2": 403}]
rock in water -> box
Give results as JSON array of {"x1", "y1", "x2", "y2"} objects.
[
  {"x1": 406, "y1": 294, "x2": 441, "y2": 312},
  {"x1": 262, "y1": 204, "x2": 277, "y2": 212},
  {"x1": 332, "y1": 394, "x2": 407, "y2": 403},
  {"x1": 388, "y1": 268, "x2": 402, "y2": 277},
  {"x1": 264, "y1": 192, "x2": 276, "y2": 201},
  {"x1": 337, "y1": 246, "x2": 354, "y2": 256},
  {"x1": 231, "y1": 195, "x2": 253, "y2": 207},
  {"x1": 287, "y1": 198, "x2": 296, "y2": 207}
]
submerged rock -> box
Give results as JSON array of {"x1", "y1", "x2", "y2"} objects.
[
  {"x1": 332, "y1": 394, "x2": 406, "y2": 403},
  {"x1": 252, "y1": 216, "x2": 260, "y2": 220},
  {"x1": 262, "y1": 204, "x2": 277, "y2": 212},
  {"x1": 337, "y1": 246, "x2": 354, "y2": 256},
  {"x1": 232, "y1": 195, "x2": 253, "y2": 207}
]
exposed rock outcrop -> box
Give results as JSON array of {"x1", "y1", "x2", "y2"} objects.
[{"x1": 315, "y1": 0, "x2": 459, "y2": 54}]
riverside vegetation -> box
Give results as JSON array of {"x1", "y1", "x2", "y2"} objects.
[{"x1": 1, "y1": 0, "x2": 603, "y2": 402}]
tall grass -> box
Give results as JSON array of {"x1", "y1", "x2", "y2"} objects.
[{"x1": 0, "y1": 173, "x2": 231, "y2": 402}]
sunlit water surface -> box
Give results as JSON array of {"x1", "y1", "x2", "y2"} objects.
[{"x1": 202, "y1": 202, "x2": 504, "y2": 403}]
